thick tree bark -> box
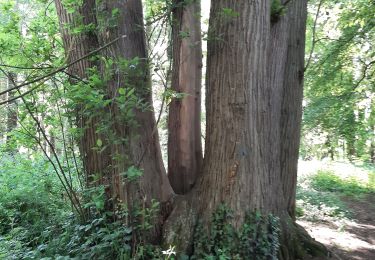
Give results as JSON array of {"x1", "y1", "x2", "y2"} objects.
[
  {"x1": 164, "y1": 1, "x2": 327, "y2": 258},
  {"x1": 168, "y1": 0, "x2": 203, "y2": 194},
  {"x1": 197, "y1": 0, "x2": 285, "y2": 218},
  {"x1": 94, "y1": 0, "x2": 173, "y2": 209},
  {"x1": 55, "y1": 0, "x2": 173, "y2": 240},
  {"x1": 277, "y1": 0, "x2": 309, "y2": 220},
  {"x1": 55, "y1": 0, "x2": 111, "y2": 189},
  {"x1": 56, "y1": 0, "x2": 328, "y2": 257}
]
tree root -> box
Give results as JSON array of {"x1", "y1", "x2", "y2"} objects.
[
  {"x1": 279, "y1": 219, "x2": 330, "y2": 260},
  {"x1": 162, "y1": 196, "x2": 198, "y2": 255}
]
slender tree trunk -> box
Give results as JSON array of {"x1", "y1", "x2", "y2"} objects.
[
  {"x1": 168, "y1": 0, "x2": 203, "y2": 194},
  {"x1": 6, "y1": 73, "x2": 18, "y2": 149},
  {"x1": 0, "y1": 77, "x2": 6, "y2": 142},
  {"x1": 369, "y1": 106, "x2": 375, "y2": 164}
]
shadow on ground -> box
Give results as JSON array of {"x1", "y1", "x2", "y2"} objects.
[{"x1": 298, "y1": 194, "x2": 375, "y2": 260}]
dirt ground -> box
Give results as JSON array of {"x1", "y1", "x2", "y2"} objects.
[{"x1": 298, "y1": 194, "x2": 375, "y2": 260}]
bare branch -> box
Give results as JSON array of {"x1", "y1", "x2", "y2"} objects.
[{"x1": 304, "y1": 0, "x2": 323, "y2": 72}]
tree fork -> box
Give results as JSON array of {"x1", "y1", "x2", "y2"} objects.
[{"x1": 163, "y1": 0, "x2": 329, "y2": 258}]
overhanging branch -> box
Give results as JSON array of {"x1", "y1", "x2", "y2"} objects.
[{"x1": 0, "y1": 35, "x2": 127, "y2": 98}]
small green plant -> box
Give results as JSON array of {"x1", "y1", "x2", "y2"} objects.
[
  {"x1": 369, "y1": 172, "x2": 375, "y2": 190},
  {"x1": 122, "y1": 166, "x2": 143, "y2": 182},
  {"x1": 0, "y1": 154, "x2": 72, "y2": 259},
  {"x1": 192, "y1": 205, "x2": 280, "y2": 259},
  {"x1": 296, "y1": 187, "x2": 351, "y2": 221},
  {"x1": 271, "y1": 0, "x2": 286, "y2": 24},
  {"x1": 220, "y1": 8, "x2": 240, "y2": 19}
]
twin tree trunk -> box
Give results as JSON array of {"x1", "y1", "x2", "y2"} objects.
[
  {"x1": 166, "y1": 0, "x2": 325, "y2": 258},
  {"x1": 56, "y1": 0, "x2": 326, "y2": 258},
  {"x1": 168, "y1": 0, "x2": 203, "y2": 194}
]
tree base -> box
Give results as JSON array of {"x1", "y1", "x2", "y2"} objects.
[
  {"x1": 163, "y1": 200, "x2": 329, "y2": 259},
  {"x1": 279, "y1": 220, "x2": 329, "y2": 260}
]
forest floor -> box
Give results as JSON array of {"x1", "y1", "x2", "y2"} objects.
[{"x1": 297, "y1": 160, "x2": 375, "y2": 260}]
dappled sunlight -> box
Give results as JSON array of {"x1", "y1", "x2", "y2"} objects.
[
  {"x1": 298, "y1": 220, "x2": 375, "y2": 250},
  {"x1": 299, "y1": 160, "x2": 373, "y2": 184},
  {"x1": 297, "y1": 160, "x2": 375, "y2": 259},
  {"x1": 298, "y1": 218, "x2": 375, "y2": 259}
]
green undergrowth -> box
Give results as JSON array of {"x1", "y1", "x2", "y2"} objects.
[
  {"x1": 296, "y1": 187, "x2": 351, "y2": 221},
  {"x1": 0, "y1": 153, "x2": 70, "y2": 259},
  {"x1": 296, "y1": 163, "x2": 375, "y2": 221},
  {"x1": 311, "y1": 170, "x2": 375, "y2": 196},
  {"x1": 0, "y1": 153, "x2": 166, "y2": 259},
  {"x1": 192, "y1": 205, "x2": 280, "y2": 260}
]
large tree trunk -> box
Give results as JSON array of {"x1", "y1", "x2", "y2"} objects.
[
  {"x1": 55, "y1": 0, "x2": 111, "y2": 189},
  {"x1": 56, "y1": 0, "x2": 327, "y2": 257},
  {"x1": 168, "y1": 0, "x2": 203, "y2": 194},
  {"x1": 164, "y1": 1, "x2": 327, "y2": 258},
  {"x1": 198, "y1": 0, "x2": 284, "y2": 218},
  {"x1": 55, "y1": 0, "x2": 173, "y2": 240},
  {"x1": 277, "y1": 0, "x2": 309, "y2": 220},
  {"x1": 94, "y1": 0, "x2": 173, "y2": 214}
]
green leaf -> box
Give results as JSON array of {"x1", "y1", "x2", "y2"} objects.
[{"x1": 118, "y1": 88, "x2": 126, "y2": 95}]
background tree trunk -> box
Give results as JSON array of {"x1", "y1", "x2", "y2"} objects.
[
  {"x1": 168, "y1": 0, "x2": 203, "y2": 194},
  {"x1": 6, "y1": 73, "x2": 17, "y2": 149}
]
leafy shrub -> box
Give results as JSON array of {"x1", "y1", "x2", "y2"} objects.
[
  {"x1": 368, "y1": 172, "x2": 375, "y2": 190},
  {"x1": 0, "y1": 152, "x2": 170, "y2": 259},
  {"x1": 0, "y1": 153, "x2": 71, "y2": 259},
  {"x1": 34, "y1": 212, "x2": 133, "y2": 259},
  {"x1": 0, "y1": 154, "x2": 68, "y2": 237},
  {"x1": 296, "y1": 187, "x2": 351, "y2": 221}
]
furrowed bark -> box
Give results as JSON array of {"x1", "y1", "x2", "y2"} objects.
[
  {"x1": 164, "y1": 1, "x2": 328, "y2": 258},
  {"x1": 275, "y1": 0, "x2": 309, "y2": 220},
  {"x1": 55, "y1": 0, "x2": 174, "y2": 240},
  {"x1": 197, "y1": 0, "x2": 284, "y2": 219},
  {"x1": 165, "y1": 0, "x2": 284, "y2": 250},
  {"x1": 94, "y1": 0, "x2": 173, "y2": 209},
  {"x1": 55, "y1": 0, "x2": 111, "y2": 190},
  {"x1": 168, "y1": 0, "x2": 203, "y2": 194}
]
